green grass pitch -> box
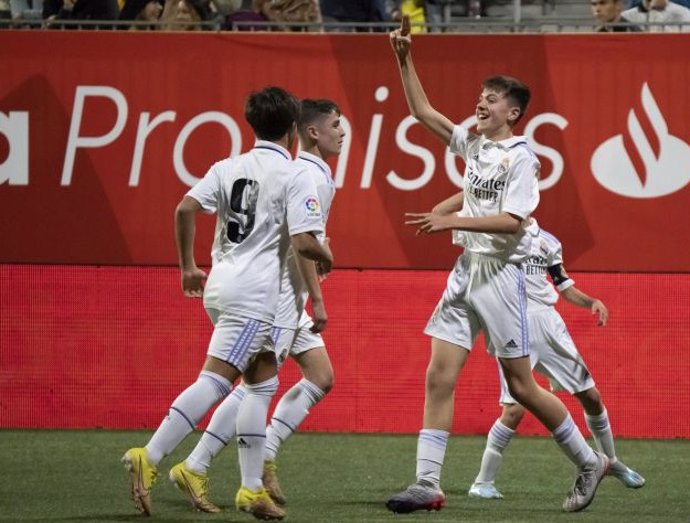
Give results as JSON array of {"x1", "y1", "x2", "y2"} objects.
[{"x1": 1, "y1": 430, "x2": 688, "y2": 522}]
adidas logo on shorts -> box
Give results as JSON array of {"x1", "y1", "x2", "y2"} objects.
[{"x1": 505, "y1": 339, "x2": 518, "y2": 349}]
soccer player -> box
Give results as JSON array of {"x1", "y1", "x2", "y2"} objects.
[
  {"x1": 468, "y1": 219, "x2": 645, "y2": 498},
  {"x1": 385, "y1": 16, "x2": 609, "y2": 514},
  {"x1": 121, "y1": 86, "x2": 333, "y2": 521},
  {"x1": 167, "y1": 98, "x2": 345, "y2": 512}
]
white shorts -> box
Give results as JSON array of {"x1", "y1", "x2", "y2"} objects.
[
  {"x1": 497, "y1": 307, "x2": 595, "y2": 404},
  {"x1": 205, "y1": 308, "x2": 273, "y2": 372},
  {"x1": 424, "y1": 252, "x2": 529, "y2": 359},
  {"x1": 272, "y1": 312, "x2": 325, "y2": 370}
]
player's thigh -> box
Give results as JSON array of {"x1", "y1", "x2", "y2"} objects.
[
  {"x1": 424, "y1": 259, "x2": 481, "y2": 352},
  {"x1": 472, "y1": 262, "x2": 529, "y2": 359},
  {"x1": 532, "y1": 311, "x2": 595, "y2": 394},
  {"x1": 206, "y1": 311, "x2": 273, "y2": 374}
]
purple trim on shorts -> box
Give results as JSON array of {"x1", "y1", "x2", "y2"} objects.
[
  {"x1": 270, "y1": 326, "x2": 282, "y2": 345},
  {"x1": 227, "y1": 319, "x2": 260, "y2": 366},
  {"x1": 517, "y1": 269, "x2": 529, "y2": 357}
]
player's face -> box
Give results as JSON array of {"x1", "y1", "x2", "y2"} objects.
[
  {"x1": 314, "y1": 110, "x2": 345, "y2": 158},
  {"x1": 475, "y1": 89, "x2": 520, "y2": 138}
]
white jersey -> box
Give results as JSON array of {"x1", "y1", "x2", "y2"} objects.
[
  {"x1": 523, "y1": 220, "x2": 575, "y2": 310},
  {"x1": 273, "y1": 151, "x2": 336, "y2": 329},
  {"x1": 186, "y1": 141, "x2": 324, "y2": 323},
  {"x1": 448, "y1": 125, "x2": 540, "y2": 263},
  {"x1": 622, "y1": 3, "x2": 690, "y2": 32}
]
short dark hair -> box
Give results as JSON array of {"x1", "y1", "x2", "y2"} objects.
[
  {"x1": 245, "y1": 86, "x2": 300, "y2": 141},
  {"x1": 482, "y1": 75, "x2": 531, "y2": 125},
  {"x1": 298, "y1": 99, "x2": 340, "y2": 136}
]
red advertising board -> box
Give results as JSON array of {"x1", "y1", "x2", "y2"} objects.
[
  {"x1": 1, "y1": 265, "x2": 688, "y2": 438},
  {"x1": 1, "y1": 32, "x2": 690, "y2": 271}
]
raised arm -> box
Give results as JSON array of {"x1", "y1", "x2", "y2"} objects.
[
  {"x1": 560, "y1": 286, "x2": 608, "y2": 327},
  {"x1": 174, "y1": 195, "x2": 208, "y2": 298},
  {"x1": 390, "y1": 15, "x2": 455, "y2": 146}
]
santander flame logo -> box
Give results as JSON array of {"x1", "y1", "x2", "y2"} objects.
[{"x1": 591, "y1": 83, "x2": 690, "y2": 198}]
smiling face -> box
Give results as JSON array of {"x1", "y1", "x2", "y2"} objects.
[{"x1": 475, "y1": 89, "x2": 521, "y2": 140}]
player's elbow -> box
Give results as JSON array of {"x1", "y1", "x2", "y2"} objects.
[{"x1": 292, "y1": 233, "x2": 330, "y2": 263}]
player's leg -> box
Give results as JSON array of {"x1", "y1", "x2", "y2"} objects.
[
  {"x1": 168, "y1": 383, "x2": 248, "y2": 513},
  {"x1": 499, "y1": 357, "x2": 608, "y2": 511},
  {"x1": 534, "y1": 309, "x2": 645, "y2": 490},
  {"x1": 264, "y1": 325, "x2": 331, "y2": 504},
  {"x1": 469, "y1": 368, "x2": 526, "y2": 500},
  {"x1": 576, "y1": 387, "x2": 646, "y2": 488},
  {"x1": 386, "y1": 256, "x2": 478, "y2": 514},
  {"x1": 122, "y1": 353, "x2": 238, "y2": 515},
  {"x1": 235, "y1": 351, "x2": 285, "y2": 521},
  {"x1": 386, "y1": 337, "x2": 470, "y2": 513},
  {"x1": 477, "y1": 264, "x2": 607, "y2": 513}
]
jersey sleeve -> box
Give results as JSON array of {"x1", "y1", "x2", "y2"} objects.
[
  {"x1": 286, "y1": 168, "x2": 325, "y2": 237},
  {"x1": 448, "y1": 125, "x2": 471, "y2": 160},
  {"x1": 186, "y1": 162, "x2": 223, "y2": 214},
  {"x1": 545, "y1": 239, "x2": 575, "y2": 291},
  {"x1": 502, "y1": 150, "x2": 540, "y2": 219}
]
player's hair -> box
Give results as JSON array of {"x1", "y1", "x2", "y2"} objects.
[
  {"x1": 297, "y1": 99, "x2": 340, "y2": 137},
  {"x1": 482, "y1": 75, "x2": 531, "y2": 126},
  {"x1": 245, "y1": 86, "x2": 300, "y2": 141}
]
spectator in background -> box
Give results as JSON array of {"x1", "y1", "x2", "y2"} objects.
[
  {"x1": 223, "y1": 0, "x2": 268, "y2": 30},
  {"x1": 621, "y1": 0, "x2": 690, "y2": 30},
  {"x1": 118, "y1": 0, "x2": 162, "y2": 28},
  {"x1": 253, "y1": 0, "x2": 321, "y2": 31},
  {"x1": 161, "y1": 0, "x2": 214, "y2": 30},
  {"x1": 591, "y1": 0, "x2": 641, "y2": 31},
  {"x1": 320, "y1": 0, "x2": 384, "y2": 31},
  {"x1": 43, "y1": 0, "x2": 119, "y2": 27}
]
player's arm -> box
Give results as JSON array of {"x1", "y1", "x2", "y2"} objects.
[
  {"x1": 291, "y1": 232, "x2": 333, "y2": 276},
  {"x1": 431, "y1": 191, "x2": 464, "y2": 216},
  {"x1": 390, "y1": 15, "x2": 455, "y2": 146},
  {"x1": 174, "y1": 195, "x2": 208, "y2": 298},
  {"x1": 294, "y1": 246, "x2": 328, "y2": 333},
  {"x1": 405, "y1": 211, "x2": 522, "y2": 235},
  {"x1": 560, "y1": 285, "x2": 608, "y2": 327}
]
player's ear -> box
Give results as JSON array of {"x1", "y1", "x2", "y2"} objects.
[{"x1": 507, "y1": 106, "x2": 521, "y2": 125}]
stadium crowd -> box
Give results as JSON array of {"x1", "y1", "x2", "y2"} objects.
[{"x1": 1, "y1": 0, "x2": 689, "y2": 31}]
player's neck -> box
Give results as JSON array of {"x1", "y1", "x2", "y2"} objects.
[
  {"x1": 482, "y1": 127, "x2": 513, "y2": 142},
  {"x1": 300, "y1": 144, "x2": 326, "y2": 161}
]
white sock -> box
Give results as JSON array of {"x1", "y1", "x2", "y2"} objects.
[
  {"x1": 237, "y1": 376, "x2": 279, "y2": 491},
  {"x1": 185, "y1": 385, "x2": 247, "y2": 474},
  {"x1": 585, "y1": 409, "x2": 617, "y2": 462},
  {"x1": 146, "y1": 371, "x2": 231, "y2": 466},
  {"x1": 474, "y1": 419, "x2": 515, "y2": 484},
  {"x1": 551, "y1": 414, "x2": 596, "y2": 469},
  {"x1": 415, "y1": 429, "x2": 449, "y2": 488},
  {"x1": 265, "y1": 379, "x2": 326, "y2": 461}
]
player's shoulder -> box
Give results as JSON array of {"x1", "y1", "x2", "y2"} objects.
[
  {"x1": 537, "y1": 227, "x2": 562, "y2": 253},
  {"x1": 505, "y1": 136, "x2": 538, "y2": 162}
]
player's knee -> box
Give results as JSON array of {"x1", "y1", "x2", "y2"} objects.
[
  {"x1": 505, "y1": 381, "x2": 531, "y2": 406},
  {"x1": 501, "y1": 404, "x2": 526, "y2": 427},
  {"x1": 244, "y1": 375, "x2": 279, "y2": 398},
  {"x1": 308, "y1": 371, "x2": 334, "y2": 394},
  {"x1": 425, "y1": 366, "x2": 456, "y2": 397},
  {"x1": 577, "y1": 387, "x2": 603, "y2": 415}
]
